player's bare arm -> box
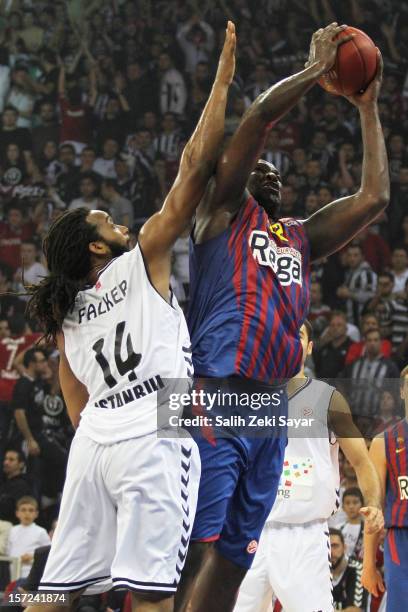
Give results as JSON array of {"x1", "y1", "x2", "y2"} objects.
[
  {"x1": 361, "y1": 435, "x2": 387, "y2": 597},
  {"x1": 304, "y1": 51, "x2": 389, "y2": 261},
  {"x1": 138, "y1": 21, "x2": 236, "y2": 300},
  {"x1": 328, "y1": 390, "x2": 384, "y2": 533},
  {"x1": 195, "y1": 23, "x2": 352, "y2": 241},
  {"x1": 56, "y1": 332, "x2": 89, "y2": 429}
]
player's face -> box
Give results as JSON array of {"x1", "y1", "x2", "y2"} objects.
[
  {"x1": 247, "y1": 160, "x2": 282, "y2": 219},
  {"x1": 330, "y1": 535, "x2": 345, "y2": 567},
  {"x1": 87, "y1": 210, "x2": 130, "y2": 258}
]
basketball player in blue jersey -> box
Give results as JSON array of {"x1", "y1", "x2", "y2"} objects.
[
  {"x1": 23, "y1": 24, "x2": 236, "y2": 612},
  {"x1": 362, "y1": 365, "x2": 408, "y2": 611},
  {"x1": 178, "y1": 23, "x2": 390, "y2": 612}
]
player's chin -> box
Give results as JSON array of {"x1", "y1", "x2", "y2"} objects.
[{"x1": 260, "y1": 193, "x2": 281, "y2": 218}]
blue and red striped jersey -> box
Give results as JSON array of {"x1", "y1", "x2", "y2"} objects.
[
  {"x1": 384, "y1": 419, "x2": 408, "y2": 528},
  {"x1": 188, "y1": 196, "x2": 310, "y2": 383}
]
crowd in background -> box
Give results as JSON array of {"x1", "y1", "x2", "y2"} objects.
[{"x1": 0, "y1": 0, "x2": 407, "y2": 609}]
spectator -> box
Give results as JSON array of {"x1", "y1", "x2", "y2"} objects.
[
  {"x1": 55, "y1": 143, "x2": 80, "y2": 204},
  {"x1": 374, "y1": 389, "x2": 401, "y2": 435},
  {"x1": 307, "y1": 280, "x2": 331, "y2": 338},
  {"x1": 0, "y1": 204, "x2": 36, "y2": 273},
  {"x1": 123, "y1": 61, "x2": 153, "y2": 121},
  {"x1": 31, "y1": 101, "x2": 59, "y2": 161},
  {"x1": 330, "y1": 528, "x2": 368, "y2": 611},
  {"x1": 176, "y1": 15, "x2": 215, "y2": 74},
  {"x1": 387, "y1": 280, "x2": 408, "y2": 361},
  {"x1": 262, "y1": 131, "x2": 291, "y2": 177},
  {"x1": 340, "y1": 487, "x2": 365, "y2": 561},
  {"x1": 342, "y1": 328, "x2": 399, "y2": 419},
  {"x1": 337, "y1": 245, "x2": 377, "y2": 325},
  {"x1": 12, "y1": 348, "x2": 48, "y2": 480},
  {"x1": 390, "y1": 247, "x2": 408, "y2": 295},
  {"x1": 100, "y1": 179, "x2": 133, "y2": 228},
  {"x1": 345, "y1": 314, "x2": 392, "y2": 366},
  {"x1": 158, "y1": 51, "x2": 187, "y2": 116},
  {"x1": 153, "y1": 113, "x2": 182, "y2": 162},
  {"x1": 68, "y1": 173, "x2": 101, "y2": 211},
  {"x1": 390, "y1": 166, "x2": 408, "y2": 242},
  {"x1": 79, "y1": 146, "x2": 96, "y2": 174},
  {"x1": 94, "y1": 87, "x2": 130, "y2": 150},
  {"x1": 93, "y1": 137, "x2": 119, "y2": 179},
  {"x1": 16, "y1": 10, "x2": 44, "y2": 54},
  {"x1": 314, "y1": 311, "x2": 352, "y2": 378},
  {"x1": 317, "y1": 101, "x2": 353, "y2": 147},
  {"x1": 364, "y1": 271, "x2": 394, "y2": 339},
  {"x1": 6, "y1": 66, "x2": 34, "y2": 129},
  {"x1": 0, "y1": 450, "x2": 33, "y2": 524},
  {"x1": 244, "y1": 60, "x2": 274, "y2": 102},
  {"x1": 58, "y1": 60, "x2": 97, "y2": 154},
  {"x1": 13, "y1": 240, "x2": 47, "y2": 296},
  {"x1": 0, "y1": 106, "x2": 32, "y2": 160},
  {"x1": 7, "y1": 496, "x2": 50, "y2": 578},
  {"x1": 357, "y1": 226, "x2": 391, "y2": 274}
]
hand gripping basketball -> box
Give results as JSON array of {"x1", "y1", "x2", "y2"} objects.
[{"x1": 306, "y1": 23, "x2": 353, "y2": 75}]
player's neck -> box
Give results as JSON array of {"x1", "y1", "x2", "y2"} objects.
[
  {"x1": 88, "y1": 258, "x2": 112, "y2": 285},
  {"x1": 287, "y1": 368, "x2": 307, "y2": 395}
]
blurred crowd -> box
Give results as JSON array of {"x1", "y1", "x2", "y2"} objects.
[{"x1": 0, "y1": 0, "x2": 407, "y2": 609}]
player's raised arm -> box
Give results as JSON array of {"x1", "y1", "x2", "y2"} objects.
[
  {"x1": 304, "y1": 50, "x2": 389, "y2": 261},
  {"x1": 201, "y1": 23, "x2": 351, "y2": 216},
  {"x1": 138, "y1": 22, "x2": 235, "y2": 294}
]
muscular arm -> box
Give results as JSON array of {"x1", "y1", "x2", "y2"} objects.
[
  {"x1": 304, "y1": 53, "x2": 389, "y2": 261},
  {"x1": 329, "y1": 391, "x2": 383, "y2": 512},
  {"x1": 57, "y1": 334, "x2": 89, "y2": 429},
  {"x1": 138, "y1": 22, "x2": 236, "y2": 300},
  {"x1": 361, "y1": 435, "x2": 387, "y2": 597},
  {"x1": 199, "y1": 24, "x2": 349, "y2": 220}
]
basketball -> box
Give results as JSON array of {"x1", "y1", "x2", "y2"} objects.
[{"x1": 318, "y1": 26, "x2": 378, "y2": 96}]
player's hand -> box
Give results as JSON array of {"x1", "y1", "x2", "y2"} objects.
[
  {"x1": 215, "y1": 21, "x2": 236, "y2": 86},
  {"x1": 360, "y1": 505, "x2": 384, "y2": 534},
  {"x1": 306, "y1": 23, "x2": 353, "y2": 74},
  {"x1": 27, "y1": 438, "x2": 40, "y2": 456},
  {"x1": 361, "y1": 564, "x2": 385, "y2": 597},
  {"x1": 343, "y1": 49, "x2": 383, "y2": 108}
]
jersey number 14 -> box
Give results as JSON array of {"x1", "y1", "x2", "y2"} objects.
[{"x1": 92, "y1": 321, "x2": 141, "y2": 389}]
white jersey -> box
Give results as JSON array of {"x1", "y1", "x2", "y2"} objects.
[
  {"x1": 267, "y1": 378, "x2": 340, "y2": 524},
  {"x1": 62, "y1": 244, "x2": 192, "y2": 444}
]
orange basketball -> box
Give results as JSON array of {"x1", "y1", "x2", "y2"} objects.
[{"x1": 318, "y1": 26, "x2": 378, "y2": 96}]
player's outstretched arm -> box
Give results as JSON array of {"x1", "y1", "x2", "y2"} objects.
[
  {"x1": 304, "y1": 50, "x2": 389, "y2": 261},
  {"x1": 138, "y1": 22, "x2": 236, "y2": 299},
  {"x1": 328, "y1": 391, "x2": 384, "y2": 532},
  {"x1": 201, "y1": 23, "x2": 351, "y2": 217},
  {"x1": 361, "y1": 436, "x2": 386, "y2": 598}
]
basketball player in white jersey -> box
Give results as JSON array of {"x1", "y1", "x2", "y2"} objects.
[
  {"x1": 24, "y1": 24, "x2": 236, "y2": 612},
  {"x1": 234, "y1": 320, "x2": 384, "y2": 612}
]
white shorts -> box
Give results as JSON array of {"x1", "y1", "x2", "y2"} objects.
[
  {"x1": 234, "y1": 520, "x2": 333, "y2": 612},
  {"x1": 39, "y1": 432, "x2": 200, "y2": 596}
]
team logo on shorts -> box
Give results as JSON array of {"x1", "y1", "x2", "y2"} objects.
[{"x1": 246, "y1": 540, "x2": 258, "y2": 554}]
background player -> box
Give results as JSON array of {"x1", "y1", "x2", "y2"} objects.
[
  {"x1": 180, "y1": 24, "x2": 389, "y2": 612},
  {"x1": 362, "y1": 365, "x2": 408, "y2": 611},
  {"x1": 24, "y1": 23, "x2": 236, "y2": 612},
  {"x1": 234, "y1": 321, "x2": 383, "y2": 612}
]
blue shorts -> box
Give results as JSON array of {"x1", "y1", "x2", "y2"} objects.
[
  {"x1": 384, "y1": 527, "x2": 408, "y2": 611},
  {"x1": 189, "y1": 377, "x2": 287, "y2": 569}
]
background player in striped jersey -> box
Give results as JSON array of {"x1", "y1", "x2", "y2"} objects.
[
  {"x1": 362, "y1": 365, "x2": 408, "y2": 611},
  {"x1": 179, "y1": 24, "x2": 389, "y2": 612},
  {"x1": 24, "y1": 23, "x2": 236, "y2": 612},
  {"x1": 234, "y1": 321, "x2": 383, "y2": 612}
]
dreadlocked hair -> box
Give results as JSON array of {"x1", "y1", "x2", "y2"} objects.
[{"x1": 26, "y1": 208, "x2": 99, "y2": 343}]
